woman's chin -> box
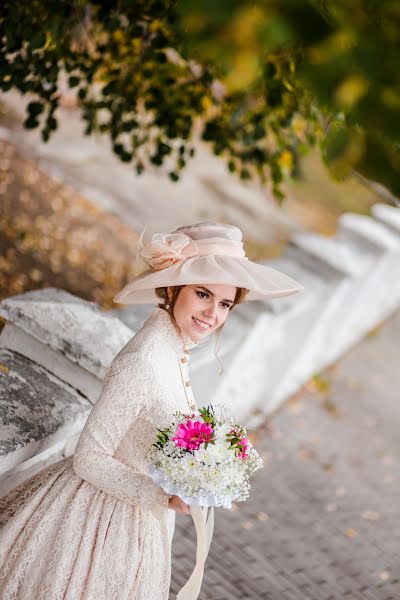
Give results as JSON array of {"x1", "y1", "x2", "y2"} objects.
[{"x1": 188, "y1": 320, "x2": 213, "y2": 340}]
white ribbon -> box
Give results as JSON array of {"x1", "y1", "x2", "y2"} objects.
[
  {"x1": 176, "y1": 505, "x2": 215, "y2": 600},
  {"x1": 148, "y1": 466, "x2": 236, "y2": 599}
]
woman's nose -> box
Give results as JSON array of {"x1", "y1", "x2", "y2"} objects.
[{"x1": 204, "y1": 303, "x2": 218, "y2": 318}]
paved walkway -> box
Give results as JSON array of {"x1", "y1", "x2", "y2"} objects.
[{"x1": 170, "y1": 309, "x2": 400, "y2": 600}]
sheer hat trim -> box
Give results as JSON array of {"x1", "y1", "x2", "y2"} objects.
[{"x1": 113, "y1": 222, "x2": 304, "y2": 304}]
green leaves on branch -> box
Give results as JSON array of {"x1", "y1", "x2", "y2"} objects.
[
  {"x1": 1, "y1": 1, "x2": 399, "y2": 198},
  {"x1": 0, "y1": 0, "x2": 321, "y2": 200}
]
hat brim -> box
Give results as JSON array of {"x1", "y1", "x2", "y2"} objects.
[{"x1": 113, "y1": 255, "x2": 304, "y2": 304}]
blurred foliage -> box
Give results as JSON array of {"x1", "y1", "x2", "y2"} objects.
[
  {"x1": 0, "y1": 1, "x2": 399, "y2": 199},
  {"x1": 0, "y1": 138, "x2": 142, "y2": 308},
  {"x1": 283, "y1": 147, "x2": 380, "y2": 235}
]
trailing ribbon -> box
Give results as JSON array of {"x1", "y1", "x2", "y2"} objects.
[{"x1": 176, "y1": 505, "x2": 215, "y2": 600}]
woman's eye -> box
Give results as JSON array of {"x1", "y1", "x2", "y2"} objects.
[{"x1": 196, "y1": 291, "x2": 208, "y2": 298}]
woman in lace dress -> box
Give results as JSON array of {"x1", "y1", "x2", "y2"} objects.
[{"x1": 0, "y1": 222, "x2": 302, "y2": 599}]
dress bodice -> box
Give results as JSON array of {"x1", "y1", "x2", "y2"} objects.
[{"x1": 72, "y1": 306, "x2": 199, "y2": 518}]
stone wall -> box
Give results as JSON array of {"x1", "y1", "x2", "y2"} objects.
[
  {"x1": 0, "y1": 288, "x2": 133, "y2": 495},
  {"x1": 1, "y1": 203, "x2": 400, "y2": 494}
]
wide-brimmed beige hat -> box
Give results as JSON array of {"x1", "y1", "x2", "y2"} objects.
[{"x1": 113, "y1": 222, "x2": 304, "y2": 304}]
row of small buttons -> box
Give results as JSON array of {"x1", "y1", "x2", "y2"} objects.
[{"x1": 179, "y1": 350, "x2": 196, "y2": 410}]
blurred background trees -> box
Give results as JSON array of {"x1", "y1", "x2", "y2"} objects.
[{"x1": 1, "y1": 0, "x2": 399, "y2": 200}]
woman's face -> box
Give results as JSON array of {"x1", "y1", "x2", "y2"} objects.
[{"x1": 167, "y1": 283, "x2": 237, "y2": 342}]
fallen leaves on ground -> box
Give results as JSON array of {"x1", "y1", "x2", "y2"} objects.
[
  {"x1": 361, "y1": 510, "x2": 380, "y2": 521},
  {"x1": 344, "y1": 528, "x2": 358, "y2": 538}
]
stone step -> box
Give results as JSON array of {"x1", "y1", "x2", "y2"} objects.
[
  {"x1": 0, "y1": 322, "x2": 102, "y2": 404},
  {"x1": 338, "y1": 212, "x2": 400, "y2": 252},
  {"x1": 289, "y1": 225, "x2": 389, "y2": 368},
  {"x1": 255, "y1": 255, "x2": 335, "y2": 415},
  {"x1": 0, "y1": 347, "x2": 90, "y2": 497},
  {"x1": 335, "y1": 212, "x2": 400, "y2": 341},
  {"x1": 290, "y1": 230, "x2": 366, "y2": 278},
  {"x1": 0, "y1": 287, "x2": 134, "y2": 403},
  {"x1": 371, "y1": 203, "x2": 400, "y2": 235}
]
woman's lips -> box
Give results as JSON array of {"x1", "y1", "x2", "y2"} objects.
[{"x1": 192, "y1": 316, "x2": 212, "y2": 330}]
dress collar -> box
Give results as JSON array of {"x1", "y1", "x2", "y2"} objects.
[{"x1": 145, "y1": 306, "x2": 198, "y2": 357}]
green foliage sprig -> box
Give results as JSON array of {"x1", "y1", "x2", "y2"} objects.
[
  {"x1": 153, "y1": 426, "x2": 171, "y2": 449},
  {"x1": 198, "y1": 404, "x2": 215, "y2": 426}
]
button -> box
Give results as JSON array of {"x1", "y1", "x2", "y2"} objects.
[
  {"x1": 185, "y1": 381, "x2": 191, "y2": 387},
  {"x1": 184, "y1": 348, "x2": 192, "y2": 354},
  {"x1": 180, "y1": 357, "x2": 188, "y2": 363}
]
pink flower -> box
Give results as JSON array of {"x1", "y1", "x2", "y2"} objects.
[
  {"x1": 236, "y1": 436, "x2": 249, "y2": 460},
  {"x1": 172, "y1": 419, "x2": 213, "y2": 451},
  {"x1": 140, "y1": 232, "x2": 198, "y2": 271},
  {"x1": 182, "y1": 412, "x2": 196, "y2": 420}
]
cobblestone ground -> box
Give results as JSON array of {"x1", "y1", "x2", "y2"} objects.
[{"x1": 170, "y1": 310, "x2": 400, "y2": 600}]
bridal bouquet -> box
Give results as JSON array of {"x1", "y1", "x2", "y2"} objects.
[
  {"x1": 148, "y1": 404, "x2": 263, "y2": 600},
  {"x1": 147, "y1": 404, "x2": 263, "y2": 509}
]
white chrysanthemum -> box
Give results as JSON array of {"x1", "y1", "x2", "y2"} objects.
[{"x1": 214, "y1": 423, "x2": 231, "y2": 438}]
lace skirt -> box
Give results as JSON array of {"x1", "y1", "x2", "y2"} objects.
[{"x1": 0, "y1": 455, "x2": 174, "y2": 600}]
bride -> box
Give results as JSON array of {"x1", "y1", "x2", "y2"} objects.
[{"x1": 0, "y1": 222, "x2": 302, "y2": 599}]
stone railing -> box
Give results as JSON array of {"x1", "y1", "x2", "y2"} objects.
[
  {"x1": 0, "y1": 288, "x2": 133, "y2": 496},
  {"x1": 1, "y1": 203, "x2": 400, "y2": 494}
]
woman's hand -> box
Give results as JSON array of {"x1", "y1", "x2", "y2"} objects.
[{"x1": 168, "y1": 495, "x2": 191, "y2": 515}]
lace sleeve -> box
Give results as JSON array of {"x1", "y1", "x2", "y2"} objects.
[{"x1": 72, "y1": 351, "x2": 170, "y2": 514}]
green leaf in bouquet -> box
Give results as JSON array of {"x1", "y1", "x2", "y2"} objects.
[
  {"x1": 154, "y1": 426, "x2": 171, "y2": 448},
  {"x1": 199, "y1": 404, "x2": 215, "y2": 426}
]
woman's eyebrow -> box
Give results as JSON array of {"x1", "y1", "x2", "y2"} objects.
[{"x1": 196, "y1": 286, "x2": 234, "y2": 304}]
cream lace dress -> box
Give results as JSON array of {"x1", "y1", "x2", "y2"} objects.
[{"x1": 0, "y1": 307, "x2": 198, "y2": 600}]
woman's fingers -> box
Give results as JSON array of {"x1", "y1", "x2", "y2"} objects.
[
  {"x1": 169, "y1": 495, "x2": 191, "y2": 514},
  {"x1": 180, "y1": 501, "x2": 190, "y2": 515},
  {"x1": 169, "y1": 496, "x2": 190, "y2": 515}
]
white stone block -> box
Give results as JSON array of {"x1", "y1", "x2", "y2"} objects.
[
  {"x1": 336, "y1": 213, "x2": 400, "y2": 339},
  {"x1": 290, "y1": 231, "x2": 370, "y2": 277},
  {"x1": 0, "y1": 441, "x2": 69, "y2": 498},
  {"x1": 0, "y1": 323, "x2": 102, "y2": 403},
  {"x1": 339, "y1": 213, "x2": 400, "y2": 251},
  {"x1": 0, "y1": 348, "x2": 90, "y2": 494},
  {"x1": 371, "y1": 203, "x2": 400, "y2": 235},
  {"x1": 261, "y1": 253, "x2": 345, "y2": 414},
  {"x1": 290, "y1": 230, "x2": 380, "y2": 368},
  {"x1": 0, "y1": 287, "x2": 134, "y2": 379}
]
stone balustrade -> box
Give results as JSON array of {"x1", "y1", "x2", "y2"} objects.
[
  {"x1": 1, "y1": 201, "x2": 400, "y2": 492},
  {"x1": 0, "y1": 347, "x2": 90, "y2": 496},
  {"x1": 0, "y1": 288, "x2": 133, "y2": 494}
]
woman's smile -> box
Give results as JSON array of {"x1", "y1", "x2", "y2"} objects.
[{"x1": 192, "y1": 316, "x2": 212, "y2": 330}]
